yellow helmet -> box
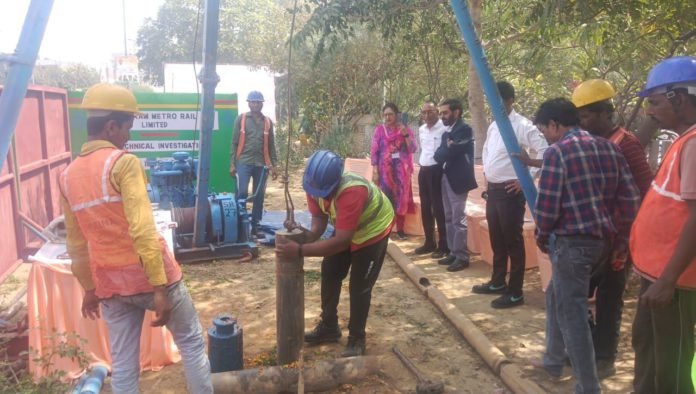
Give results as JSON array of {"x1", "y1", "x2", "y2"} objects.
[
  {"x1": 81, "y1": 83, "x2": 141, "y2": 115},
  {"x1": 571, "y1": 79, "x2": 616, "y2": 108}
]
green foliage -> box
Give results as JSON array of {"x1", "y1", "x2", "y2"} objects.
[
  {"x1": 273, "y1": 122, "x2": 305, "y2": 168},
  {"x1": 15, "y1": 64, "x2": 101, "y2": 91},
  {"x1": 320, "y1": 124, "x2": 364, "y2": 158},
  {"x1": 137, "y1": 0, "x2": 696, "y2": 156},
  {"x1": 136, "y1": 0, "x2": 291, "y2": 85},
  {"x1": 0, "y1": 331, "x2": 90, "y2": 394},
  {"x1": 296, "y1": 0, "x2": 696, "y2": 132}
]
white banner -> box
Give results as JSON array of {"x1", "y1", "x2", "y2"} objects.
[
  {"x1": 132, "y1": 111, "x2": 219, "y2": 131},
  {"x1": 125, "y1": 140, "x2": 201, "y2": 152}
]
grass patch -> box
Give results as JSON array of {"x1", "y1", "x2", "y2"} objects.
[
  {"x1": 246, "y1": 348, "x2": 277, "y2": 367},
  {"x1": 305, "y1": 270, "x2": 322, "y2": 283}
]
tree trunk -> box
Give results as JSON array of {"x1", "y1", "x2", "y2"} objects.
[{"x1": 467, "y1": 0, "x2": 486, "y2": 161}]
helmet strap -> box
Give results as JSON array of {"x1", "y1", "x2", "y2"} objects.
[{"x1": 666, "y1": 90, "x2": 696, "y2": 127}]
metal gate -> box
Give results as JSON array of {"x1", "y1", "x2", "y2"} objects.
[{"x1": 0, "y1": 86, "x2": 70, "y2": 282}]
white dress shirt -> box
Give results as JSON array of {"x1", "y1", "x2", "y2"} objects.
[
  {"x1": 482, "y1": 110, "x2": 548, "y2": 183},
  {"x1": 418, "y1": 119, "x2": 447, "y2": 166}
]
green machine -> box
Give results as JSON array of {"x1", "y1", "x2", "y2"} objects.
[{"x1": 68, "y1": 91, "x2": 237, "y2": 193}]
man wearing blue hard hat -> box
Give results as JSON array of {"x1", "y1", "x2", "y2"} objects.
[
  {"x1": 230, "y1": 90, "x2": 278, "y2": 236},
  {"x1": 276, "y1": 150, "x2": 395, "y2": 357},
  {"x1": 630, "y1": 56, "x2": 696, "y2": 394}
]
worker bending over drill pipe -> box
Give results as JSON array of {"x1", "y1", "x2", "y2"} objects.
[
  {"x1": 276, "y1": 150, "x2": 395, "y2": 357},
  {"x1": 60, "y1": 83, "x2": 212, "y2": 394}
]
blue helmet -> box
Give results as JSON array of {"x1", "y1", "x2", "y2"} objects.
[
  {"x1": 639, "y1": 56, "x2": 696, "y2": 97},
  {"x1": 247, "y1": 90, "x2": 264, "y2": 102},
  {"x1": 303, "y1": 150, "x2": 344, "y2": 198}
]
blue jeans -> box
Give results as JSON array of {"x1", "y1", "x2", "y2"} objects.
[
  {"x1": 236, "y1": 163, "x2": 267, "y2": 226},
  {"x1": 101, "y1": 282, "x2": 213, "y2": 394},
  {"x1": 544, "y1": 234, "x2": 609, "y2": 394}
]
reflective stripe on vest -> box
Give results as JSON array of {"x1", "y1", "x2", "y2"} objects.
[
  {"x1": 317, "y1": 172, "x2": 395, "y2": 245},
  {"x1": 236, "y1": 113, "x2": 272, "y2": 166},
  {"x1": 630, "y1": 126, "x2": 696, "y2": 289},
  {"x1": 609, "y1": 128, "x2": 626, "y2": 146},
  {"x1": 61, "y1": 149, "x2": 124, "y2": 212},
  {"x1": 60, "y1": 146, "x2": 182, "y2": 298}
]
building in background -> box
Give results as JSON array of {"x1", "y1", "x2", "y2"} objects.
[
  {"x1": 164, "y1": 64, "x2": 277, "y2": 122},
  {"x1": 103, "y1": 54, "x2": 140, "y2": 84}
]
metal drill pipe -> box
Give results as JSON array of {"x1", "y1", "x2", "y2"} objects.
[
  {"x1": 275, "y1": 228, "x2": 305, "y2": 365},
  {"x1": 193, "y1": 0, "x2": 220, "y2": 246}
]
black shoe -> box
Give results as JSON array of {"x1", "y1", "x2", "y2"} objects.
[
  {"x1": 491, "y1": 293, "x2": 524, "y2": 309},
  {"x1": 396, "y1": 230, "x2": 408, "y2": 240},
  {"x1": 341, "y1": 336, "x2": 366, "y2": 357},
  {"x1": 472, "y1": 281, "x2": 507, "y2": 295},
  {"x1": 447, "y1": 258, "x2": 470, "y2": 272},
  {"x1": 438, "y1": 255, "x2": 456, "y2": 265},
  {"x1": 431, "y1": 250, "x2": 447, "y2": 259},
  {"x1": 304, "y1": 321, "x2": 342, "y2": 344},
  {"x1": 596, "y1": 359, "x2": 616, "y2": 380},
  {"x1": 414, "y1": 244, "x2": 436, "y2": 255}
]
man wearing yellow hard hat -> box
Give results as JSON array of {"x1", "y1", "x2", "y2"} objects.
[
  {"x1": 571, "y1": 79, "x2": 653, "y2": 379},
  {"x1": 60, "y1": 83, "x2": 213, "y2": 393}
]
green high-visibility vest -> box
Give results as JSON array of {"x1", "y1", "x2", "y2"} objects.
[{"x1": 317, "y1": 172, "x2": 394, "y2": 245}]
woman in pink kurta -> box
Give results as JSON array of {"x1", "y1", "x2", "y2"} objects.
[{"x1": 370, "y1": 103, "x2": 417, "y2": 239}]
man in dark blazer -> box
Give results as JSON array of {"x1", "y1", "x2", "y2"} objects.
[{"x1": 434, "y1": 98, "x2": 478, "y2": 272}]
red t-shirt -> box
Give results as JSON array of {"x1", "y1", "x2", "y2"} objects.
[
  {"x1": 307, "y1": 185, "x2": 392, "y2": 250},
  {"x1": 614, "y1": 129, "x2": 653, "y2": 198}
]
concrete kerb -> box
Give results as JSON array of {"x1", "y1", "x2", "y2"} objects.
[{"x1": 386, "y1": 243, "x2": 545, "y2": 394}]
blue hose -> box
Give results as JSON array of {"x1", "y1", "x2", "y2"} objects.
[
  {"x1": 79, "y1": 365, "x2": 109, "y2": 394},
  {"x1": 449, "y1": 0, "x2": 539, "y2": 215}
]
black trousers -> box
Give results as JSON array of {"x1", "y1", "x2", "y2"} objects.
[
  {"x1": 320, "y1": 236, "x2": 389, "y2": 339},
  {"x1": 589, "y1": 260, "x2": 628, "y2": 362},
  {"x1": 633, "y1": 278, "x2": 696, "y2": 394},
  {"x1": 486, "y1": 186, "x2": 526, "y2": 297},
  {"x1": 418, "y1": 165, "x2": 448, "y2": 252}
]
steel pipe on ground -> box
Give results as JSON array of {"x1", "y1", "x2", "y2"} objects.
[
  {"x1": 211, "y1": 355, "x2": 381, "y2": 393},
  {"x1": 387, "y1": 243, "x2": 544, "y2": 394}
]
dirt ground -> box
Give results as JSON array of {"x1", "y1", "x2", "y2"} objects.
[
  {"x1": 117, "y1": 167, "x2": 639, "y2": 393},
  {"x1": 1, "y1": 165, "x2": 636, "y2": 393}
]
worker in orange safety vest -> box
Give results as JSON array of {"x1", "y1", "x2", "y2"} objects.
[
  {"x1": 230, "y1": 90, "x2": 278, "y2": 237},
  {"x1": 630, "y1": 56, "x2": 696, "y2": 394},
  {"x1": 59, "y1": 83, "x2": 212, "y2": 394}
]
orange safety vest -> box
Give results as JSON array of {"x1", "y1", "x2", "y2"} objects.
[
  {"x1": 59, "y1": 147, "x2": 182, "y2": 298},
  {"x1": 236, "y1": 113, "x2": 272, "y2": 166},
  {"x1": 630, "y1": 125, "x2": 696, "y2": 289}
]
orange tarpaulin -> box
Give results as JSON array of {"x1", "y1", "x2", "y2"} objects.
[{"x1": 27, "y1": 242, "x2": 180, "y2": 380}]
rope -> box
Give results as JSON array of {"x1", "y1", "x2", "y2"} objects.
[{"x1": 282, "y1": 0, "x2": 299, "y2": 231}]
